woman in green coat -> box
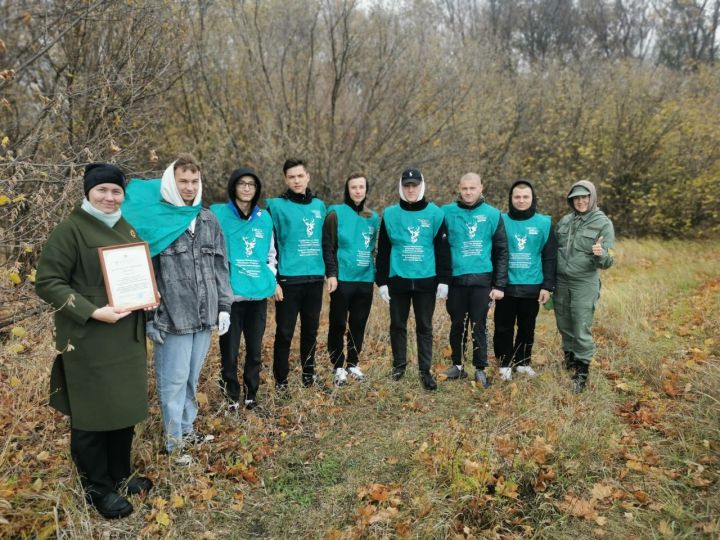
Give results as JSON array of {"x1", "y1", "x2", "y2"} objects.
[{"x1": 35, "y1": 163, "x2": 153, "y2": 519}]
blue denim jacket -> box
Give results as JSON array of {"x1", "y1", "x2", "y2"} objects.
[{"x1": 151, "y1": 209, "x2": 233, "y2": 335}]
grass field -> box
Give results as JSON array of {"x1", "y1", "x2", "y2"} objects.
[{"x1": 1, "y1": 239, "x2": 719, "y2": 539}]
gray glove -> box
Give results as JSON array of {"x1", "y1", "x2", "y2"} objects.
[{"x1": 146, "y1": 321, "x2": 165, "y2": 344}]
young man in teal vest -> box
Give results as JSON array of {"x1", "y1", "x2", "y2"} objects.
[
  {"x1": 376, "y1": 168, "x2": 451, "y2": 391},
  {"x1": 493, "y1": 180, "x2": 556, "y2": 381},
  {"x1": 323, "y1": 173, "x2": 379, "y2": 385},
  {"x1": 267, "y1": 158, "x2": 326, "y2": 389},
  {"x1": 210, "y1": 167, "x2": 278, "y2": 410},
  {"x1": 442, "y1": 172, "x2": 508, "y2": 388}
]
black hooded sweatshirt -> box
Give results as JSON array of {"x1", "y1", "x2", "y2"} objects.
[
  {"x1": 504, "y1": 179, "x2": 557, "y2": 297},
  {"x1": 227, "y1": 166, "x2": 262, "y2": 219}
]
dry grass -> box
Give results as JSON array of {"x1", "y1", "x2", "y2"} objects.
[{"x1": 1, "y1": 238, "x2": 719, "y2": 539}]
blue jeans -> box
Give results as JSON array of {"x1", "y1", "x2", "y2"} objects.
[{"x1": 153, "y1": 330, "x2": 212, "y2": 451}]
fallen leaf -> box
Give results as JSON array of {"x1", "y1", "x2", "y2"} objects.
[
  {"x1": 591, "y1": 483, "x2": 613, "y2": 501},
  {"x1": 11, "y1": 326, "x2": 26, "y2": 338},
  {"x1": 557, "y1": 494, "x2": 597, "y2": 520},
  {"x1": 155, "y1": 510, "x2": 170, "y2": 527},
  {"x1": 658, "y1": 520, "x2": 672, "y2": 538}
]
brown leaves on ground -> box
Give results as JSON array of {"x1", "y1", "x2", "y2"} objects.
[{"x1": 353, "y1": 483, "x2": 404, "y2": 534}]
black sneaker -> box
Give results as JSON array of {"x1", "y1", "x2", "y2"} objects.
[
  {"x1": 420, "y1": 372, "x2": 437, "y2": 391},
  {"x1": 244, "y1": 399, "x2": 257, "y2": 410},
  {"x1": 302, "y1": 374, "x2": 316, "y2": 387},
  {"x1": 391, "y1": 367, "x2": 405, "y2": 381},
  {"x1": 444, "y1": 365, "x2": 468, "y2": 380},
  {"x1": 117, "y1": 476, "x2": 153, "y2": 496},
  {"x1": 474, "y1": 369, "x2": 490, "y2": 389},
  {"x1": 91, "y1": 491, "x2": 133, "y2": 519},
  {"x1": 275, "y1": 382, "x2": 291, "y2": 400}
]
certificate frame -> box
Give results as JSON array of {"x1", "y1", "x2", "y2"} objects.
[{"x1": 98, "y1": 242, "x2": 160, "y2": 310}]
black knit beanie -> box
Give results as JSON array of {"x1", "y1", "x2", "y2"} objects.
[{"x1": 83, "y1": 163, "x2": 126, "y2": 197}]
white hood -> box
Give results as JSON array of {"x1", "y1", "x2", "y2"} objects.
[{"x1": 161, "y1": 160, "x2": 202, "y2": 232}]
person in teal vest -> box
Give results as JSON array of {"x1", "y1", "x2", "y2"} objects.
[
  {"x1": 266, "y1": 158, "x2": 326, "y2": 390},
  {"x1": 376, "y1": 167, "x2": 451, "y2": 391},
  {"x1": 322, "y1": 172, "x2": 379, "y2": 385},
  {"x1": 210, "y1": 166, "x2": 278, "y2": 411},
  {"x1": 36, "y1": 163, "x2": 154, "y2": 519},
  {"x1": 493, "y1": 180, "x2": 556, "y2": 382},
  {"x1": 442, "y1": 172, "x2": 508, "y2": 388},
  {"x1": 555, "y1": 180, "x2": 615, "y2": 393}
]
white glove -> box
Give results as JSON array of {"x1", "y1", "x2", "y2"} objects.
[
  {"x1": 436, "y1": 283, "x2": 448, "y2": 300},
  {"x1": 218, "y1": 311, "x2": 231, "y2": 336},
  {"x1": 378, "y1": 285, "x2": 391, "y2": 304}
]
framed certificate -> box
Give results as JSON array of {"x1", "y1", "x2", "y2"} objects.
[{"x1": 98, "y1": 242, "x2": 160, "y2": 310}]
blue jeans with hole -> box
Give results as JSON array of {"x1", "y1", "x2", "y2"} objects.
[{"x1": 153, "y1": 330, "x2": 212, "y2": 451}]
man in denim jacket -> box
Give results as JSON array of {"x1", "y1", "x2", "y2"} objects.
[{"x1": 143, "y1": 154, "x2": 233, "y2": 461}]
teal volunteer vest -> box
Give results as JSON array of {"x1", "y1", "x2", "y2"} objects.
[
  {"x1": 267, "y1": 197, "x2": 326, "y2": 276},
  {"x1": 501, "y1": 213, "x2": 551, "y2": 285},
  {"x1": 211, "y1": 202, "x2": 277, "y2": 299},
  {"x1": 442, "y1": 201, "x2": 501, "y2": 276},
  {"x1": 329, "y1": 204, "x2": 379, "y2": 282},
  {"x1": 383, "y1": 203, "x2": 443, "y2": 279}
]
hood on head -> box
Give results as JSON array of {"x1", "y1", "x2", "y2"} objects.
[
  {"x1": 508, "y1": 179, "x2": 537, "y2": 214},
  {"x1": 566, "y1": 179, "x2": 597, "y2": 213},
  {"x1": 228, "y1": 166, "x2": 262, "y2": 210},
  {"x1": 344, "y1": 175, "x2": 369, "y2": 211},
  {"x1": 161, "y1": 161, "x2": 202, "y2": 207},
  {"x1": 398, "y1": 168, "x2": 425, "y2": 202}
]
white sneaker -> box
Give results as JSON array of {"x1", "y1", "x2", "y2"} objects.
[
  {"x1": 347, "y1": 366, "x2": 365, "y2": 381},
  {"x1": 334, "y1": 367, "x2": 348, "y2": 386},
  {"x1": 228, "y1": 401, "x2": 240, "y2": 412},
  {"x1": 173, "y1": 453, "x2": 193, "y2": 466},
  {"x1": 516, "y1": 365, "x2": 537, "y2": 377},
  {"x1": 499, "y1": 367, "x2": 512, "y2": 381}
]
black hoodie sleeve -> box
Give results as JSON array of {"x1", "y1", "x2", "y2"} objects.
[
  {"x1": 434, "y1": 221, "x2": 451, "y2": 284},
  {"x1": 322, "y1": 211, "x2": 339, "y2": 278},
  {"x1": 491, "y1": 217, "x2": 509, "y2": 289},
  {"x1": 541, "y1": 225, "x2": 557, "y2": 292},
  {"x1": 266, "y1": 206, "x2": 281, "y2": 276},
  {"x1": 375, "y1": 218, "x2": 391, "y2": 287}
]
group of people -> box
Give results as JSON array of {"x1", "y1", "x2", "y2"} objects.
[{"x1": 35, "y1": 155, "x2": 614, "y2": 519}]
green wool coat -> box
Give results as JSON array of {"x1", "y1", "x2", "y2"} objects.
[{"x1": 35, "y1": 205, "x2": 148, "y2": 431}]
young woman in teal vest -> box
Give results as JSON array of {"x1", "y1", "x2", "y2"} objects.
[
  {"x1": 266, "y1": 158, "x2": 326, "y2": 389},
  {"x1": 375, "y1": 168, "x2": 451, "y2": 391},
  {"x1": 322, "y1": 173, "x2": 379, "y2": 385},
  {"x1": 211, "y1": 166, "x2": 278, "y2": 410},
  {"x1": 493, "y1": 180, "x2": 556, "y2": 381}
]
